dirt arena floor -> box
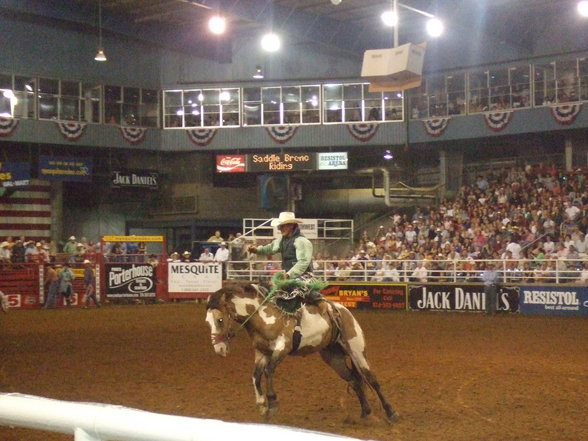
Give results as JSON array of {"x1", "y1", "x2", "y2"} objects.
[{"x1": 1, "y1": 303, "x2": 587, "y2": 441}]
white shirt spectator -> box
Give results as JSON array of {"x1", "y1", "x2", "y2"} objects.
[
  {"x1": 214, "y1": 243, "x2": 230, "y2": 262},
  {"x1": 411, "y1": 263, "x2": 428, "y2": 282},
  {"x1": 505, "y1": 240, "x2": 522, "y2": 259},
  {"x1": 564, "y1": 203, "x2": 580, "y2": 221}
]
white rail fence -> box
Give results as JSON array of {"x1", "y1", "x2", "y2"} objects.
[{"x1": 0, "y1": 393, "x2": 367, "y2": 441}]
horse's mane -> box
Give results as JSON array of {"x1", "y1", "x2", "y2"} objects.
[{"x1": 207, "y1": 280, "x2": 267, "y2": 310}]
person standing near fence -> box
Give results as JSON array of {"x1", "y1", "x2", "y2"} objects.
[
  {"x1": 482, "y1": 262, "x2": 499, "y2": 315},
  {"x1": 82, "y1": 259, "x2": 100, "y2": 309},
  {"x1": 42, "y1": 263, "x2": 60, "y2": 309},
  {"x1": 59, "y1": 262, "x2": 75, "y2": 307}
]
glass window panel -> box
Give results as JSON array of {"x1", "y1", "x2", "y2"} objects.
[
  {"x1": 365, "y1": 99, "x2": 382, "y2": 121},
  {"x1": 140, "y1": 102, "x2": 158, "y2": 127},
  {"x1": 383, "y1": 92, "x2": 403, "y2": 120},
  {"x1": 283, "y1": 102, "x2": 300, "y2": 124},
  {"x1": 183, "y1": 90, "x2": 201, "y2": 106},
  {"x1": 60, "y1": 97, "x2": 79, "y2": 121},
  {"x1": 105, "y1": 85, "x2": 121, "y2": 102},
  {"x1": 323, "y1": 84, "x2": 342, "y2": 101},
  {"x1": 446, "y1": 74, "x2": 465, "y2": 115},
  {"x1": 122, "y1": 103, "x2": 139, "y2": 125},
  {"x1": 533, "y1": 63, "x2": 555, "y2": 106},
  {"x1": 39, "y1": 78, "x2": 58, "y2": 95},
  {"x1": 184, "y1": 106, "x2": 201, "y2": 127},
  {"x1": 325, "y1": 100, "x2": 342, "y2": 123},
  {"x1": 261, "y1": 87, "x2": 280, "y2": 104},
  {"x1": 489, "y1": 68, "x2": 509, "y2": 109},
  {"x1": 556, "y1": 59, "x2": 578, "y2": 102},
  {"x1": 0, "y1": 74, "x2": 11, "y2": 89},
  {"x1": 263, "y1": 102, "x2": 281, "y2": 125},
  {"x1": 39, "y1": 95, "x2": 57, "y2": 119},
  {"x1": 243, "y1": 87, "x2": 261, "y2": 102},
  {"x1": 203, "y1": 104, "x2": 220, "y2": 126},
  {"x1": 164, "y1": 91, "x2": 182, "y2": 107},
  {"x1": 427, "y1": 75, "x2": 447, "y2": 117},
  {"x1": 220, "y1": 88, "x2": 239, "y2": 104},
  {"x1": 222, "y1": 104, "x2": 239, "y2": 126},
  {"x1": 509, "y1": 65, "x2": 531, "y2": 108},
  {"x1": 123, "y1": 87, "x2": 140, "y2": 104},
  {"x1": 579, "y1": 58, "x2": 588, "y2": 100},
  {"x1": 14, "y1": 77, "x2": 35, "y2": 119},
  {"x1": 301, "y1": 86, "x2": 320, "y2": 123},
  {"x1": 61, "y1": 80, "x2": 79, "y2": 97},
  {"x1": 202, "y1": 89, "x2": 219, "y2": 104},
  {"x1": 469, "y1": 71, "x2": 489, "y2": 113},
  {"x1": 0, "y1": 94, "x2": 11, "y2": 117},
  {"x1": 344, "y1": 99, "x2": 362, "y2": 121},
  {"x1": 243, "y1": 103, "x2": 261, "y2": 126},
  {"x1": 81, "y1": 83, "x2": 101, "y2": 123},
  {"x1": 343, "y1": 84, "x2": 362, "y2": 100},
  {"x1": 105, "y1": 102, "x2": 121, "y2": 124},
  {"x1": 142, "y1": 89, "x2": 158, "y2": 104},
  {"x1": 409, "y1": 83, "x2": 426, "y2": 119},
  {"x1": 282, "y1": 87, "x2": 300, "y2": 103}
]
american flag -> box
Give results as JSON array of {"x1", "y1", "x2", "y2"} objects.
[{"x1": 0, "y1": 179, "x2": 51, "y2": 241}]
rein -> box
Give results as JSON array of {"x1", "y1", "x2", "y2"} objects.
[{"x1": 232, "y1": 284, "x2": 276, "y2": 336}]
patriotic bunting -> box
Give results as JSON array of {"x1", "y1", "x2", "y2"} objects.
[
  {"x1": 550, "y1": 103, "x2": 583, "y2": 125},
  {"x1": 265, "y1": 125, "x2": 298, "y2": 144},
  {"x1": 187, "y1": 128, "x2": 218, "y2": 146},
  {"x1": 346, "y1": 123, "x2": 379, "y2": 142},
  {"x1": 120, "y1": 126, "x2": 147, "y2": 145},
  {"x1": 422, "y1": 117, "x2": 451, "y2": 137},
  {"x1": 0, "y1": 117, "x2": 19, "y2": 137},
  {"x1": 483, "y1": 111, "x2": 513, "y2": 132},
  {"x1": 56, "y1": 121, "x2": 87, "y2": 141}
]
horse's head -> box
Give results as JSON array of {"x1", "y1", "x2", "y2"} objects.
[{"x1": 205, "y1": 288, "x2": 237, "y2": 357}]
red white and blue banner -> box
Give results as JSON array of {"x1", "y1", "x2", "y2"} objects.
[
  {"x1": 120, "y1": 127, "x2": 147, "y2": 145},
  {"x1": 187, "y1": 128, "x2": 217, "y2": 146},
  {"x1": 0, "y1": 178, "x2": 52, "y2": 241},
  {"x1": 346, "y1": 123, "x2": 379, "y2": 142},
  {"x1": 0, "y1": 117, "x2": 19, "y2": 137},
  {"x1": 38, "y1": 156, "x2": 92, "y2": 182},
  {"x1": 550, "y1": 103, "x2": 583, "y2": 125},
  {"x1": 265, "y1": 125, "x2": 298, "y2": 144},
  {"x1": 519, "y1": 285, "x2": 588, "y2": 316},
  {"x1": 55, "y1": 121, "x2": 87, "y2": 141},
  {"x1": 483, "y1": 111, "x2": 513, "y2": 132},
  {"x1": 422, "y1": 117, "x2": 451, "y2": 137}
]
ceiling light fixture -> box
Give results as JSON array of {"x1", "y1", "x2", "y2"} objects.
[
  {"x1": 578, "y1": 1, "x2": 588, "y2": 17},
  {"x1": 94, "y1": 0, "x2": 107, "y2": 61},
  {"x1": 383, "y1": 150, "x2": 394, "y2": 160},
  {"x1": 261, "y1": 32, "x2": 281, "y2": 52},
  {"x1": 208, "y1": 15, "x2": 227, "y2": 35},
  {"x1": 252, "y1": 65, "x2": 264, "y2": 79}
]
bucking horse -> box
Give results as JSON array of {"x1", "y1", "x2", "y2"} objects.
[{"x1": 205, "y1": 279, "x2": 396, "y2": 423}]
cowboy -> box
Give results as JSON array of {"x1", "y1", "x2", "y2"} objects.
[{"x1": 247, "y1": 211, "x2": 323, "y2": 304}]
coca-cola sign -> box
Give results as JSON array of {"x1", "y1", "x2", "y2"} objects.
[{"x1": 216, "y1": 155, "x2": 246, "y2": 173}]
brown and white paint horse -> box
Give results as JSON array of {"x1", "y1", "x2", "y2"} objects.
[{"x1": 205, "y1": 280, "x2": 396, "y2": 423}]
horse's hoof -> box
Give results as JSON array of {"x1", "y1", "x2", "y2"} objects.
[{"x1": 386, "y1": 411, "x2": 400, "y2": 424}]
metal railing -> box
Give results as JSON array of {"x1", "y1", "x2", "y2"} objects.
[{"x1": 226, "y1": 258, "x2": 587, "y2": 285}]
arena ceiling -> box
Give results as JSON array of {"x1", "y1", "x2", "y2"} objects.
[{"x1": 0, "y1": 0, "x2": 585, "y2": 67}]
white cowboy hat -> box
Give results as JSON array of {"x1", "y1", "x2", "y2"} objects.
[
  {"x1": 182, "y1": 251, "x2": 191, "y2": 256},
  {"x1": 83, "y1": 259, "x2": 91, "y2": 264},
  {"x1": 270, "y1": 211, "x2": 303, "y2": 227}
]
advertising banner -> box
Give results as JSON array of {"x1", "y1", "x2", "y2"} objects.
[
  {"x1": 111, "y1": 169, "x2": 159, "y2": 189},
  {"x1": 409, "y1": 284, "x2": 520, "y2": 313},
  {"x1": 248, "y1": 153, "x2": 316, "y2": 172},
  {"x1": 38, "y1": 156, "x2": 92, "y2": 182},
  {"x1": 0, "y1": 162, "x2": 30, "y2": 187},
  {"x1": 317, "y1": 152, "x2": 348, "y2": 170},
  {"x1": 105, "y1": 263, "x2": 156, "y2": 298},
  {"x1": 519, "y1": 285, "x2": 588, "y2": 316},
  {"x1": 216, "y1": 155, "x2": 246, "y2": 173},
  {"x1": 168, "y1": 262, "x2": 222, "y2": 293},
  {"x1": 322, "y1": 283, "x2": 407, "y2": 310}
]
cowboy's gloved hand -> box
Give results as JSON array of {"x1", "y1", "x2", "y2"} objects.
[
  {"x1": 278, "y1": 271, "x2": 289, "y2": 280},
  {"x1": 247, "y1": 245, "x2": 257, "y2": 253}
]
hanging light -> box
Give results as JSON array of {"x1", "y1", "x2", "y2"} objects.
[
  {"x1": 383, "y1": 150, "x2": 394, "y2": 160},
  {"x1": 260, "y1": 32, "x2": 281, "y2": 52},
  {"x1": 426, "y1": 17, "x2": 444, "y2": 37},
  {"x1": 578, "y1": 1, "x2": 588, "y2": 17},
  {"x1": 252, "y1": 65, "x2": 264, "y2": 79},
  {"x1": 208, "y1": 15, "x2": 227, "y2": 35},
  {"x1": 95, "y1": 0, "x2": 107, "y2": 61}
]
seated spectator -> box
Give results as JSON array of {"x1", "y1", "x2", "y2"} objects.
[
  {"x1": 199, "y1": 247, "x2": 214, "y2": 262},
  {"x1": 411, "y1": 261, "x2": 428, "y2": 282},
  {"x1": 0, "y1": 241, "x2": 11, "y2": 263},
  {"x1": 335, "y1": 260, "x2": 351, "y2": 280},
  {"x1": 182, "y1": 251, "x2": 193, "y2": 262},
  {"x1": 63, "y1": 236, "x2": 78, "y2": 255},
  {"x1": 577, "y1": 261, "x2": 588, "y2": 284}
]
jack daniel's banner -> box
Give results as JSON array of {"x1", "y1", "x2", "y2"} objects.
[{"x1": 111, "y1": 169, "x2": 158, "y2": 190}]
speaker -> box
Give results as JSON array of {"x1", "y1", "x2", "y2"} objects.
[{"x1": 361, "y1": 43, "x2": 425, "y2": 91}]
